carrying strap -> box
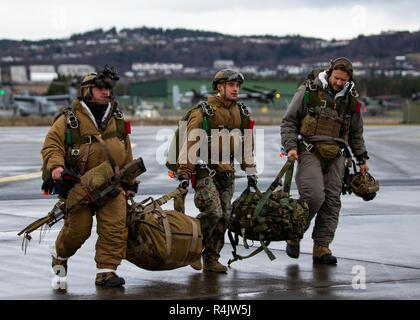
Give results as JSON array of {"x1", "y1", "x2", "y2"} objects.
[
  {"x1": 254, "y1": 157, "x2": 295, "y2": 220},
  {"x1": 228, "y1": 229, "x2": 271, "y2": 266},
  {"x1": 144, "y1": 188, "x2": 199, "y2": 262}
]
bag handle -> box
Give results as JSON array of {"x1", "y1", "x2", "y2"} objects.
[
  {"x1": 254, "y1": 157, "x2": 295, "y2": 219},
  {"x1": 155, "y1": 187, "x2": 187, "y2": 213}
]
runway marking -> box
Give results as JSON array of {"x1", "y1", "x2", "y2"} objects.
[
  {"x1": 0, "y1": 171, "x2": 42, "y2": 184},
  {"x1": 368, "y1": 136, "x2": 420, "y2": 141}
]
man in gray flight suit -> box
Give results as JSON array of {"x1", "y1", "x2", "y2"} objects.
[{"x1": 281, "y1": 57, "x2": 369, "y2": 265}]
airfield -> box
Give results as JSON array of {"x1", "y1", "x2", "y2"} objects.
[{"x1": 1, "y1": 125, "x2": 420, "y2": 300}]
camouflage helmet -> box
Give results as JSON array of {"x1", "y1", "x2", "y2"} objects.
[
  {"x1": 80, "y1": 65, "x2": 119, "y2": 100},
  {"x1": 350, "y1": 172, "x2": 379, "y2": 201},
  {"x1": 329, "y1": 57, "x2": 354, "y2": 79},
  {"x1": 212, "y1": 69, "x2": 244, "y2": 90}
]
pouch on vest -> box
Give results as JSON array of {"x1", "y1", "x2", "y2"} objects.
[
  {"x1": 300, "y1": 113, "x2": 317, "y2": 136},
  {"x1": 316, "y1": 141, "x2": 340, "y2": 160}
]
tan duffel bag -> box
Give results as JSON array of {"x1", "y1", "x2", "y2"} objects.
[{"x1": 126, "y1": 188, "x2": 202, "y2": 271}]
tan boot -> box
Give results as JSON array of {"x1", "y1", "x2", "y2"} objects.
[
  {"x1": 52, "y1": 256, "x2": 68, "y2": 276},
  {"x1": 50, "y1": 245, "x2": 68, "y2": 277},
  {"x1": 190, "y1": 258, "x2": 202, "y2": 271},
  {"x1": 203, "y1": 260, "x2": 228, "y2": 273},
  {"x1": 313, "y1": 244, "x2": 337, "y2": 265}
]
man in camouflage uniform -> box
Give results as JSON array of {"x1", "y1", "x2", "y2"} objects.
[
  {"x1": 281, "y1": 58, "x2": 369, "y2": 265},
  {"x1": 177, "y1": 69, "x2": 257, "y2": 272},
  {"x1": 42, "y1": 66, "x2": 137, "y2": 287}
]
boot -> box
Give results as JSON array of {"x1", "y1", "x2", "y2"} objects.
[
  {"x1": 286, "y1": 239, "x2": 300, "y2": 259},
  {"x1": 190, "y1": 258, "x2": 202, "y2": 271},
  {"x1": 95, "y1": 272, "x2": 125, "y2": 287},
  {"x1": 313, "y1": 244, "x2": 337, "y2": 265},
  {"x1": 203, "y1": 260, "x2": 228, "y2": 273}
]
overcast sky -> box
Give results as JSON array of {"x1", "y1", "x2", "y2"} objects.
[{"x1": 1, "y1": 0, "x2": 418, "y2": 41}]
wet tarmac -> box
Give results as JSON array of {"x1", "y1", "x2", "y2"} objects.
[{"x1": 1, "y1": 126, "x2": 420, "y2": 300}]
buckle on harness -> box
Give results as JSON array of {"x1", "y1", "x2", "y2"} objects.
[
  {"x1": 67, "y1": 111, "x2": 78, "y2": 129},
  {"x1": 200, "y1": 102, "x2": 214, "y2": 117},
  {"x1": 85, "y1": 136, "x2": 92, "y2": 144},
  {"x1": 307, "y1": 80, "x2": 317, "y2": 91},
  {"x1": 305, "y1": 143, "x2": 314, "y2": 152},
  {"x1": 113, "y1": 109, "x2": 124, "y2": 120},
  {"x1": 197, "y1": 159, "x2": 216, "y2": 177},
  {"x1": 238, "y1": 103, "x2": 250, "y2": 116},
  {"x1": 71, "y1": 149, "x2": 80, "y2": 156}
]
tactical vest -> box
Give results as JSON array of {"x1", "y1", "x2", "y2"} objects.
[
  {"x1": 165, "y1": 100, "x2": 253, "y2": 173},
  {"x1": 299, "y1": 70, "x2": 360, "y2": 142},
  {"x1": 42, "y1": 103, "x2": 130, "y2": 182}
]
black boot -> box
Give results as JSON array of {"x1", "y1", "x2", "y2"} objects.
[
  {"x1": 95, "y1": 272, "x2": 125, "y2": 287},
  {"x1": 313, "y1": 254, "x2": 337, "y2": 265},
  {"x1": 286, "y1": 240, "x2": 300, "y2": 259},
  {"x1": 312, "y1": 244, "x2": 337, "y2": 265}
]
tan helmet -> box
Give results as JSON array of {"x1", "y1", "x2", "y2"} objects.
[
  {"x1": 350, "y1": 172, "x2": 379, "y2": 201},
  {"x1": 80, "y1": 73, "x2": 97, "y2": 100},
  {"x1": 79, "y1": 65, "x2": 119, "y2": 101},
  {"x1": 212, "y1": 69, "x2": 244, "y2": 91}
]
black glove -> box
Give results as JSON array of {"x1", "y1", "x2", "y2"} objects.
[
  {"x1": 247, "y1": 175, "x2": 258, "y2": 189},
  {"x1": 55, "y1": 168, "x2": 80, "y2": 199},
  {"x1": 41, "y1": 177, "x2": 56, "y2": 195}
]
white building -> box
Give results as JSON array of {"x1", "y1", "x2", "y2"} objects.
[
  {"x1": 57, "y1": 64, "x2": 95, "y2": 77},
  {"x1": 10, "y1": 65, "x2": 28, "y2": 83},
  {"x1": 132, "y1": 63, "x2": 183, "y2": 73},
  {"x1": 29, "y1": 65, "x2": 57, "y2": 82},
  {"x1": 213, "y1": 60, "x2": 235, "y2": 69}
]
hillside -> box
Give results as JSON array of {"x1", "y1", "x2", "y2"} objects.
[{"x1": 1, "y1": 27, "x2": 419, "y2": 72}]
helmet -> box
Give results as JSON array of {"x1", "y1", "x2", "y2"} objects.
[
  {"x1": 80, "y1": 65, "x2": 119, "y2": 100},
  {"x1": 329, "y1": 57, "x2": 353, "y2": 79},
  {"x1": 212, "y1": 69, "x2": 244, "y2": 91},
  {"x1": 350, "y1": 172, "x2": 379, "y2": 201}
]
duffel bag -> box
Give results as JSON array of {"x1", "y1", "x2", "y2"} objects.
[
  {"x1": 228, "y1": 157, "x2": 309, "y2": 265},
  {"x1": 126, "y1": 188, "x2": 202, "y2": 271}
]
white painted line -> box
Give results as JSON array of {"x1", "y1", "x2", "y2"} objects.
[{"x1": 0, "y1": 171, "x2": 42, "y2": 184}]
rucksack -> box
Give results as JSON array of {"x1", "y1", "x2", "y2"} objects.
[
  {"x1": 228, "y1": 157, "x2": 309, "y2": 265},
  {"x1": 125, "y1": 188, "x2": 203, "y2": 271},
  {"x1": 165, "y1": 100, "x2": 253, "y2": 174}
]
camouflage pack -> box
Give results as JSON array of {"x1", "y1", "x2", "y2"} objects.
[{"x1": 228, "y1": 158, "x2": 309, "y2": 265}]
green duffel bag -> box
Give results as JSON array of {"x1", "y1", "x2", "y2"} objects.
[
  {"x1": 126, "y1": 188, "x2": 203, "y2": 271},
  {"x1": 228, "y1": 157, "x2": 309, "y2": 265}
]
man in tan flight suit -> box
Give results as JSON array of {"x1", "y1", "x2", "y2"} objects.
[
  {"x1": 177, "y1": 69, "x2": 257, "y2": 272},
  {"x1": 42, "y1": 66, "x2": 137, "y2": 287}
]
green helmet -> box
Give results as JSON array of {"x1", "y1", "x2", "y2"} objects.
[
  {"x1": 212, "y1": 69, "x2": 244, "y2": 91},
  {"x1": 350, "y1": 172, "x2": 379, "y2": 201},
  {"x1": 80, "y1": 65, "x2": 119, "y2": 100}
]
